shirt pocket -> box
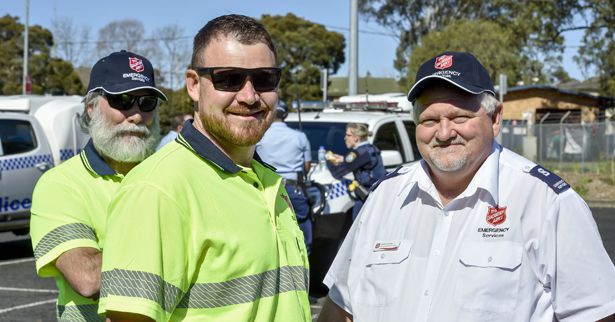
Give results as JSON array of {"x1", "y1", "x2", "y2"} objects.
[
  {"x1": 354, "y1": 239, "x2": 413, "y2": 306},
  {"x1": 454, "y1": 241, "x2": 523, "y2": 313}
]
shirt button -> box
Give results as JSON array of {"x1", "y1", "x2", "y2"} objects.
[
  {"x1": 423, "y1": 290, "x2": 430, "y2": 296},
  {"x1": 487, "y1": 256, "x2": 493, "y2": 262},
  {"x1": 380, "y1": 253, "x2": 386, "y2": 259}
]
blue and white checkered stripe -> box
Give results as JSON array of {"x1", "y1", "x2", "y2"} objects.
[
  {"x1": 328, "y1": 181, "x2": 349, "y2": 200},
  {"x1": 0, "y1": 154, "x2": 52, "y2": 171},
  {"x1": 60, "y1": 149, "x2": 81, "y2": 161}
]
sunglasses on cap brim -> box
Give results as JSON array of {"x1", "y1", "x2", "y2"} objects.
[
  {"x1": 100, "y1": 91, "x2": 159, "y2": 112},
  {"x1": 193, "y1": 67, "x2": 281, "y2": 92}
]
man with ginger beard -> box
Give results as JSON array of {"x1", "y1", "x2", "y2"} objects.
[
  {"x1": 98, "y1": 15, "x2": 311, "y2": 321},
  {"x1": 30, "y1": 50, "x2": 165, "y2": 321}
]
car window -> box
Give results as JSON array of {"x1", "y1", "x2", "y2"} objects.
[
  {"x1": 373, "y1": 121, "x2": 403, "y2": 157},
  {"x1": 286, "y1": 121, "x2": 350, "y2": 160},
  {"x1": 0, "y1": 120, "x2": 38, "y2": 156},
  {"x1": 403, "y1": 120, "x2": 422, "y2": 161}
]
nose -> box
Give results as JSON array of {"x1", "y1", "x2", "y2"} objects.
[
  {"x1": 235, "y1": 78, "x2": 260, "y2": 105},
  {"x1": 435, "y1": 119, "x2": 456, "y2": 141},
  {"x1": 123, "y1": 105, "x2": 148, "y2": 125}
]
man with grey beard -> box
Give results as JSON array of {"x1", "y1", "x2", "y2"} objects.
[{"x1": 30, "y1": 50, "x2": 166, "y2": 321}]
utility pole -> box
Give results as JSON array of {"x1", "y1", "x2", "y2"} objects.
[
  {"x1": 348, "y1": 0, "x2": 358, "y2": 96},
  {"x1": 22, "y1": 0, "x2": 30, "y2": 95}
]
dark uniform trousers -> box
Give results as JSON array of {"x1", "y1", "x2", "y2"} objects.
[{"x1": 285, "y1": 181, "x2": 312, "y2": 254}]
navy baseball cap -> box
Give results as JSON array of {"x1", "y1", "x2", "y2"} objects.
[
  {"x1": 86, "y1": 50, "x2": 167, "y2": 100},
  {"x1": 407, "y1": 51, "x2": 495, "y2": 102}
]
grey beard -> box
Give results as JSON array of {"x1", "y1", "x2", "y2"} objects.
[{"x1": 89, "y1": 108, "x2": 160, "y2": 163}]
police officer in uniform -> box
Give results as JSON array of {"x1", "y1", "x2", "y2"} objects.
[
  {"x1": 326, "y1": 122, "x2": 386, "y2": 220},
  {"x1": 257, "y1": 102, "x2": 313, "y2": 253},
  {"x1": 318, "y1": 51, "x2": 615, "y2": 322}
]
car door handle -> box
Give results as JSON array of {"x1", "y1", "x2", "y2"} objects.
[{"x1": 35, "y1": 162, "x2": 51, "y2": 171}]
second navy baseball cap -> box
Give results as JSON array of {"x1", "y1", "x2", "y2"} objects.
[
  {"x1": 407, "y1": 51, "x2": 494, "y2": 103},
  {"x1": 86, "y1": 50, "x2": 167, "y2": 100}
]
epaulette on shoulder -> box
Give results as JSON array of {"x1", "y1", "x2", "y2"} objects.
[
  {"x1": 369, "y1": 165, "x2": 405, "y2": 192},
  {"x1": 528, "y1": 165, "x2": 570, "y2": 194}
]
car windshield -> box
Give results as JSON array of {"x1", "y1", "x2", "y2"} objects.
[{"x1": 286, "y1": 121, "x2": 350, "y2": 161}]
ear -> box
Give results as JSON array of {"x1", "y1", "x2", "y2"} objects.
[
  {"x1": 185, "y1": 69, "x2": 200, "y2": 102},
  {"x1": 86, "y1": 103, "x2": 95, "y2": 117},
  {"x1": 492, "y1": 101, "x2": 504, "y2": 136}
]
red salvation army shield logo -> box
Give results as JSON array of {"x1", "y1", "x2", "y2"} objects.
[
  {"x1": 129, "y1": 57, "x2": 145, "y2": 72},
  {"x1": 486, "y1": 206, "x2": 507, "y2": 226},
  {"x1": 434, "y1": 55, "x2": 453, "y2": 69}
]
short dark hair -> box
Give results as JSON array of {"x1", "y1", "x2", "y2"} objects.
[
  {"x1": 170, "y1": 114, "x2": 185, "y2": 129},
  {"x1": 191, "y1": 14, "x2": 277, "y2": 68}
]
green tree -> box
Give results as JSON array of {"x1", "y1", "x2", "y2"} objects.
[
  {"x1": 0, "y1": 15, "x2": 83, "y2": 95},
  {"x1": 574, "y1": 0, "x2": 615, "y2": 95},
  {"x1": 358, "y1": 0, "x2": 581, "y2": 85},
  {"x1": 260, "y1": 13, "x2": 345, "y2": 104},
  {"x1": 408, "y1": 20, "x2": 523, "y2": 86}
]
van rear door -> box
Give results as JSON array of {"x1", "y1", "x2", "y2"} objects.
[{"x1": 0, "y1": 113, "x2": 53, "y2": 234}]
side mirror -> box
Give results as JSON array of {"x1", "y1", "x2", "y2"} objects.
[{"x1": 381, "y1": 150, "x2": 403, "y2": 168}]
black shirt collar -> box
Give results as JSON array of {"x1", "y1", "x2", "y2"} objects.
[{"x1": 81, "y1": 139, "x2": 116, "y2": 176}]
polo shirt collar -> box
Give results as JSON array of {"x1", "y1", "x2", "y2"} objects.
[
  {"x1": 81, "y1": 139, "x2": 116, "y2": 176},
  {"x1": 177, "y1": 120, "x2": 272, "y2": 174}
]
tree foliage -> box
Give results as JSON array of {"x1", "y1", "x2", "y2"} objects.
[
  {"x1": 574, "y1": 0, "x2": 615, "y2": 95},
  {"x1": 358, "y1": 0, "x2": 583, "y2": 86},
  {"x1": 0, "y1": 15, "x2": 83, "y2": 95},
  {"x1": 408, "y1": 20, "x2": 523, "y2": 86},
  {"x1": 260, "y1": 13, "x2": 345, "y2": 104}
]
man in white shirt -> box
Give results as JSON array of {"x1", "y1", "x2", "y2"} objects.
[{"x1": 318, "y1": 51, "x2": 615, "y2": 322}]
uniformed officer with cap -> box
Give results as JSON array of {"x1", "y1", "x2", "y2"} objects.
[
  {"x1": 30, "y1": 50, "x2": 166, "y2": 321},
  {"x1": 325, "y1": 122, "x2": 386, "y2": 220},
  {"x1": 257, "y1": 101, "x2": 313, "y2": 253},
  {"x1": 318, "y1": 51, "x2": 615, "y2": 322}
]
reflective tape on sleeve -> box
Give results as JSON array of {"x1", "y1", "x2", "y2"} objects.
[
  {"x1": 57, "y1": 304, "x2": 104, "y2": 322},
  {"x1": 34, "y1": 223, "x2": 97, "y2": 261}
]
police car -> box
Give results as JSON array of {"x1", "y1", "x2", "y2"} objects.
[
  {"x1": 0, "y1": 95, "x2": 89, "y2": 235},
  {"x1": 286, "y1": 109, "x2": 420, "y2": 216}
]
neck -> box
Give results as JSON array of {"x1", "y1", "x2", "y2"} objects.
[
  {"x1": 193, "y1": 118, "x2": 255, "y2": 168},
  {"x1": 104, "y1": 157, "x2": 139, "y2": 175},
  {"x1": 429, "y1": 169, "x2": 474, "y2": 207}
]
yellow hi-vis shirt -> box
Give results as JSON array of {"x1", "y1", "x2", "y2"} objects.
[
  {"x1": 30, "y1": 140, "x2": 122, "y2": 321},
  {"x1": 98, "y1": 121, "x2": 311, "y2": 321}
]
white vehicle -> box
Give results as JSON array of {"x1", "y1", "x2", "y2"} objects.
[
  {"x1": 0, "y1": 95, "x2": 89, "y2": 235},
  {"x1": 333, "y1": 92, "x2": 413, "y2": 112},
  {"x1": 286, "y1": 110, "x2": 420, "y2": 216}
]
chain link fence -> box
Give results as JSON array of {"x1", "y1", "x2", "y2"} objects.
[{"x1": 499, "y1": 120, "x2": 615, "y2": 172}]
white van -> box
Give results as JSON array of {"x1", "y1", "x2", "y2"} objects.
[{"x1": 0, "y1": 95, "x2": 89, "y2": 234}]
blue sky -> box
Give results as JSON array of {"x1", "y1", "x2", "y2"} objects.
[{"x1": 4, "y1": 0, "x2": 588, "y2": 81}]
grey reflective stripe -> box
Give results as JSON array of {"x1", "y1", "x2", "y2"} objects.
[
  {"x1": 34, "y1": 223, "x2": 97, "y2": 260},
  {"x1": 100, "y1": 269, "x2": 184, "y2": 312},
  {"x1": 178, "y1": 265, "x2": 309, "y2": 308},
  {"x1": 100, "y1": 266, "x2": 308, "y2": 311},
  {"x1": 57, "y1": 304, "x2": 104, "y2": 322}
]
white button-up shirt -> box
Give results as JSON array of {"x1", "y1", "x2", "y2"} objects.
[{"x1": 324, "y1": 143, "x2": 615, "y2": 322}]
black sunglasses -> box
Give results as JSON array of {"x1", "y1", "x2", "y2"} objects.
[
  {"x1": 101, "y1": 92, "x2": 159, "y2": 112},
  {"x1": 194, "y1": 67, "x2": 281, "y2": 92}
]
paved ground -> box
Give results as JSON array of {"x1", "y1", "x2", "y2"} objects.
[{"x1": 1, "y1": 207, "x2": 613, "y2": 321}]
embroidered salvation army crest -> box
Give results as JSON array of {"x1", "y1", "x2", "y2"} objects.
[
  {"x1": 129, "y1": 57, "x2": 145, "y2": 72},
  {"x1": 434, "y1": 54, "x2": 453, "y2": 69},
  {"x1": 486, "y1": 205, "x2": 507, "y2": 226}
]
